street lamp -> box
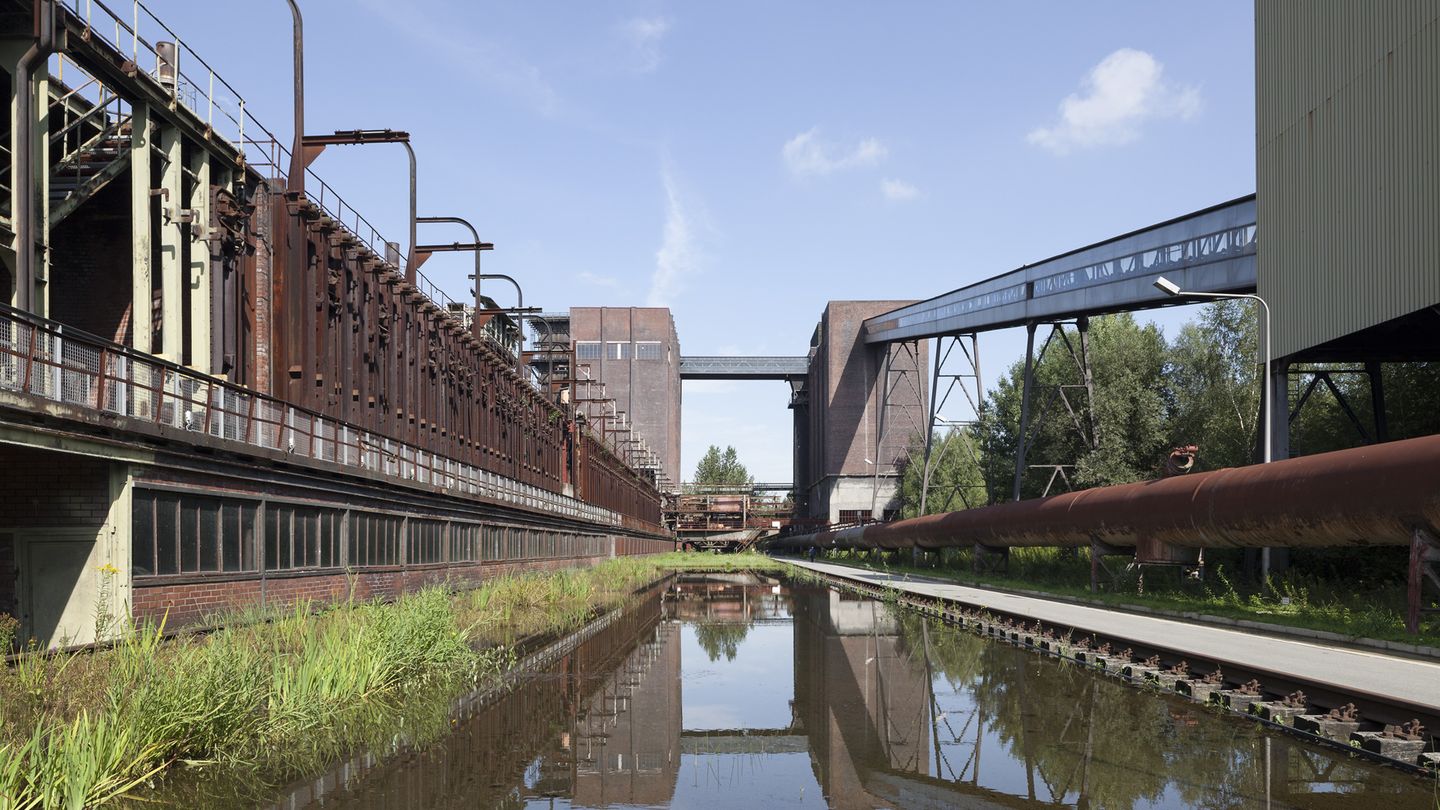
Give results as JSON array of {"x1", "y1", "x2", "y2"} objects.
[
  {"x1": 1153, "y1": 275, "x2": 1276, "y2": 579},
  {"x1": 300, "y1": 128, "x2": 417, "y2": 282}
]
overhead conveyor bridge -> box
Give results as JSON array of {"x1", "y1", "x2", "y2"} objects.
[{"x1": 863, "y1": 194, "x2": 1257, "y2": 343}]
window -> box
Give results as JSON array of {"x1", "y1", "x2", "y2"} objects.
[
  {"x1": 450, "y1": 523, "x2": 481, "y2": 562},
  {"x1": 635, "y1": 342, "x2": 662, "y2": 360},
  {"x1": 132, "y1": 490, "x2": 258, "y2": 577},
  {"x1": 348, "y1": 512, "x2": 401, "y2": 567},
  {"x1": 838, "y1": 509, "x2": 872, "y2": 525},
  {"x1": 265, "y1": 503, "x2": 339, "y2": 570},
  {"x1": 408, "y1": 519, "x2": 446, "y2": 565},
  {"x1": 608, "y1": 342, "x2": 630, "y2": 360},
  {"x1": 576, "y1": 342, "x2": 601, "y2": 360}
]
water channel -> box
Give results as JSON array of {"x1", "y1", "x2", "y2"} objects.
[{"x1": 212, "y1": 574, "x2": 1435, "y2": 808}]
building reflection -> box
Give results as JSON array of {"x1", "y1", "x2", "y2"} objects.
[{"x1": 258, "y1": 576, "x2": 1430, "y2": 810}]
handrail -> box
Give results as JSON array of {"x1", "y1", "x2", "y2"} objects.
[
  {"x1": 57, "y1": 0, "x2": 458, "y2": 314},
  {"x1": 0, "y1": 303, "x2": 621, "y2": 529}
]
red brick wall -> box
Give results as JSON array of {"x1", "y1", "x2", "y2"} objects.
[
  {"x1": 0, "y1": 446, "x2": 112, "y2": 530},
  {"x1": 132, "y1": 554, "x2": 612, "y2": 628}
]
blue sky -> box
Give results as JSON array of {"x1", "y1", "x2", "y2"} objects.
[{"x1": 146, "y1": 0, "x2": 1256, "y2": 482}]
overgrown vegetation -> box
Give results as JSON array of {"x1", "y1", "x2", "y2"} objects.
[
  {"x1": 814, "y1": 547, "x2": 1440, "y2": 647},
  {"x1": 892, "y1": 303, "x2": 1440, "y2": 637},
  {"x1": 0, "y1": 551, "x2": 780, "y2": 808}
]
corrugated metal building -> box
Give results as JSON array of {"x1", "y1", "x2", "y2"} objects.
[{"x1": 1257, "y1": 0, "x2": 1440, "y2": 361}]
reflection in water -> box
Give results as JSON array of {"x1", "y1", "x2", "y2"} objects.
[{"x1": 258, "y1": 576, "x2": 1432, "y2": 809}]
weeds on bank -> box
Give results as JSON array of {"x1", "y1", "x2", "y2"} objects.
[
  {"x1": 815, "y1": 547, "x2": 1440, "y2": 647},
  {"x1": 0, "y1": 550, "x2": 776, "y2": 809}
]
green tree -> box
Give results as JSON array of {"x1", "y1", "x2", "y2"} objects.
[
  {"x1": 1073, "y1": 313, "x2": 1169, "y2": 488},
  {"x1": 693, "y1": 444, "x2": 752, "y2": 486},
  {"x1": 693, "y1": 621, "x2": 751, "y2": 662},
  {"x1": 1167, "y1": 299, "x2": 1261, "y2": 470},
  {"x1": 974, "y1": 313, "x2": 1168, "y2": 501},
  {"x1": 897, "y1": 429, "x2": 987, "y2": 517}
]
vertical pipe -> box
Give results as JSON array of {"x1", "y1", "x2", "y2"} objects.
[
  {"x1": 14, "y1": 0, "x2": 56, "y2": 313},
  {"x1": 1012, "y1": 323, "x2": 1037, "y2": 501},
  {"x1": 401, "y1": 140, "x2": 417, "y2": 283},
  {"x1": 285, "y1": 0, "x2": 304, "y2": 194}
]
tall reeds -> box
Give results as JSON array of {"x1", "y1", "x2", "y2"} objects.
[{"x1": 0, "y1": 551, "x2": 779, "y2": 808}]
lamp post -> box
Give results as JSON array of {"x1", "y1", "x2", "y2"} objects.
[
  {"x1": 299, "y1": 129, "x2": 416, "y2": 282},
  {"x1": 1154, "y1": 275, "x2": 1276, "y2": 580}
]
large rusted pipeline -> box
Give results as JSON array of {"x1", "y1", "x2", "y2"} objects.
[{"x1": 772, "y1": 434, "x2": 1440, "y2": 553}]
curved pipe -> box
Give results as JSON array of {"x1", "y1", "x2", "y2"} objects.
[
  {"x1": 772, "y1": 433, "x2": 1440, "y2": 554},
  {"x1": 286, "y1": 0, "x2": 304, "y2": 192}
]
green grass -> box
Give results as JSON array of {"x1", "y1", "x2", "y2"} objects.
[
  {"x1": 803, "y1": 547, "x2": 1440, "y2": 648},
  {"x1": 0, "y1": 550, "x2": 777, "y2": 809}
]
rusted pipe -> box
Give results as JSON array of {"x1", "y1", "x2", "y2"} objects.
[
  {"x1": 14, "y1": 0, "x2": 57, "y2": 313},
  {"x1": 774, "y1": 434, "x2": 1440, "y2": 553},
  {"x1": 286, "y1": 0, "x2": 304, "y2": 193}
]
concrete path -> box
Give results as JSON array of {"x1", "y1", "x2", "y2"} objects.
[{"x1": 781, "y1": 558, "x2": 1440, "y2": 714}]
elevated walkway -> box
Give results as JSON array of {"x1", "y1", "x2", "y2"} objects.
[
  {"x1": 864, "y1": 195, "x2": 1256, "y2": 343},
  {"x1": 678, "y1": 356, "x2": 808, "y2": 380}
]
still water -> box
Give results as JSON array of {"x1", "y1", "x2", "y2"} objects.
[{"x1": 263, "y1": 574, "x2": 1432, "y2": 809}]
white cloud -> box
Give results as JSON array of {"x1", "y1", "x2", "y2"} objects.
[
  {"x1": 880, "y1": 178, "x2": 919, "y2": 202},
  {"x1": 647, "y1": 163, "x2": 699, "y2": 307},
  {"x1": 619, "y1": 16, "x2": 671, "y2": 72},
  {"x1": 782, "y1": 128, "x2": 888, "y2": 177},
  {"x1": 576, "y1": 271, "x2": 619, "y2": 287},
  {"x1": 1027, "y1": 48, "x2": 1200, "y2": 155}
]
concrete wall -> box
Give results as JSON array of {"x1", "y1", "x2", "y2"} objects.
[
  {"x1": 1258, "y1": 0, "x2": 1440, "y2": 358},
  {"x1": 570, "y1": 307, "x2": 682, "y2": 484}
]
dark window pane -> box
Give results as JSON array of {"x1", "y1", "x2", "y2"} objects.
[
  {"x1": 180, "y1": 501, "x2": 199, "y2": 572},
  {"x1": 199, "y1": 501, "x2": 219, "y2": 572},
  {"x1": 222, "y1": 503, "x2": 240, "y2": 572},
  {"x1": 132, "y1": 492, "x2": 155, "y2": 576},
  {"x1": 240, "y1": 504, "x2": 256, "y2": 571},
  {"x1": 155, "y1": 495, "x2": 178, "y2": 575}
]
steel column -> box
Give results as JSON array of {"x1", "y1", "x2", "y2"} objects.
[
  {"x1": 187, "y1": 149, "x2": 211, "y2": 374},
  {"x1": 1012, "y1": 323, "x2": 1037, "y2": 501},
  {"x1": 158, "y1": 125, "x2": 184, "y2": 361},
  {"x1": 129, "y1": 102, "x2": 153, "y2": 353}
]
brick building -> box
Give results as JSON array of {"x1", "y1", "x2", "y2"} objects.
[
  {"x1": 795, "y1": 301, "x2": 927, "y2": 524},
  {"x1": 569, "y1": 308, "x2": 683, "y2": 489}
]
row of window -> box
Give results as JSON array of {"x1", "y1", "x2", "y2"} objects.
[
  {"x1": 131, "y1": 490, "x2": 612, "y2": 577},
  {"x1": 574, "y1": 342, "x2": 666, "y2": 361}
]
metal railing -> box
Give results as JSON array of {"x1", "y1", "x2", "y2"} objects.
[
  {"x1": 0, "y1": 305, "x2": 619, "y2": 528},
  {"x1": 60, "y1": 0, "x2": 461, "y2": 315},
  {"x1": 64, "y1": 0, "x2": 246, "y2": 148}
]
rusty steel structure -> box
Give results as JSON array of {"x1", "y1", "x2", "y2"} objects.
[
  {"x1": 0, "y1": 0, "x2": 670, "y2": 647},
  {"x1": 771, "y1": 434, "x2": 1440, "y2": 633},
  {"x1": 0, "y1": 0, "x2": 661, "y2": 529}
]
